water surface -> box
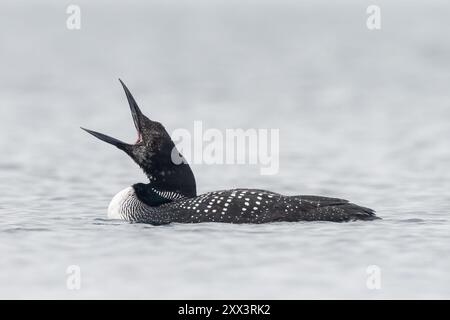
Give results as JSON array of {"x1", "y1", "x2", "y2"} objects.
[{"x1": 0, "y1": 0, "x2": 449, "y2": 298}]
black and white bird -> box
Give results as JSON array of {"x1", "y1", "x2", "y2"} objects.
[{"x1": 82, "y1": 80, "x2": 378, "y2": 224}]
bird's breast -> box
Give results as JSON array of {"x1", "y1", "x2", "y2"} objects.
[{"x1": 108, "y1": 187, "x2": 135, "y2": 220}]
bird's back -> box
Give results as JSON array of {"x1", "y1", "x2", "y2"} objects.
[{"x1": 126, "y1": 189, "x2": 378, "y2": 224}]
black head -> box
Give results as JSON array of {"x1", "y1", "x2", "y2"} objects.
[{"x1": 82, "y1": 79, "x2": 196, "y2": 197}]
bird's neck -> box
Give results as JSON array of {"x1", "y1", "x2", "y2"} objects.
[{"x1": 143, "y1": 159, "x2": 197, "y2": 198}]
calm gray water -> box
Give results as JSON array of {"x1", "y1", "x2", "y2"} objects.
[{"x1": 1, "y1": 0, "x2": 450, "y2": 299}]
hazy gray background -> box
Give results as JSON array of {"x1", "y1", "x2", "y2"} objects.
[{"x1": 0, "y1": 0, "x2": 449, "y2": 298}]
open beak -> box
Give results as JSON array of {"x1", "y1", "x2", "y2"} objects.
[
  {"x1": 81, "y1": 79, "x2": 144, "y2": 148},
  {"x1": 80, "y1": 127, "x2": 128, "y2": 149},
  {"x1": 119, "y1": 79, "x2": 144, "y2": 142}
]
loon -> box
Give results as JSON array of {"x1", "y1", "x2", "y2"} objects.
[{"x1": 82, "y1": 80, "x2": 378, "y2": 224}]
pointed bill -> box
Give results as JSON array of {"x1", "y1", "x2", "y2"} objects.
[
  {"x1": 118, "y1": 79, "x2": 144, "y2": 135},
  {"x1": 81, "y1": 127, "x2": 129, "y2": 149}
]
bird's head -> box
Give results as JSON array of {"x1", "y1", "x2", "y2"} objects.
[{"x1": 82, "y1": 80, "x2": 196, "y2": 197}]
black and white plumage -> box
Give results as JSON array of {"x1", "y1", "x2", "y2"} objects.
[
  {"x1": 108, "y1": 188, "x2": 376, "y2": 224},
  {"x1": 82, "y1": 80, "x2": 379, "y2": 224}
]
